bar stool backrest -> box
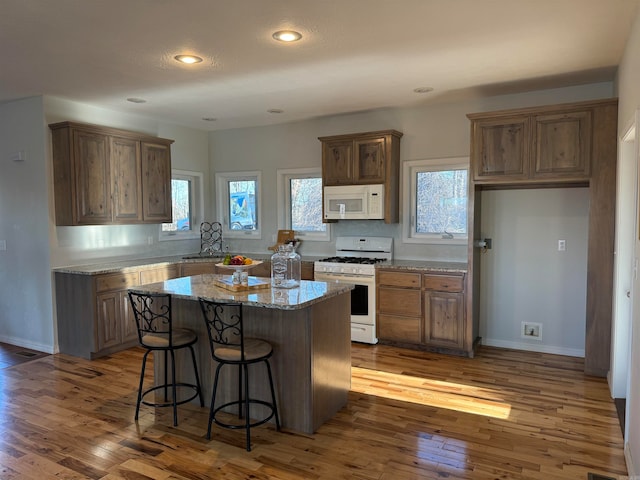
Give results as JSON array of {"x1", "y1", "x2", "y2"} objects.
[
  {"x1": 128, "y1": 292, "x2": 174, "y2": 348},
  {"x1": 200, "y1": 301, "x2": 246, "y2": 362}
]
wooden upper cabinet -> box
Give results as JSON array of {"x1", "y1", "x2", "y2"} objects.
[
  {"x1": 468, "y1": 101, "x2": 600, "y2": 185},
  {"x1": 532, "y1": 110, "x2": 591, "y2": 179},
  {"x1": 111, "y1": 136, "x2": 143, "y2": 223},
  {"x1": 73, "y1": 129, "x2": 111, "y2": 224},
  {"x1": 319, "y1": 129, "x2": 402, "y2": 223},
  {"x1": 320, "y1": 132, "x2": 398, "y2": 186},
  {"x1": 322, "y1": 139, "x2": 353, "y2": 185},
  {"x1": 354, "y1": 137, "x2": 386, "y2": 184},
  {"x1": 141, "y1": 141, "x2": 172, "y2": 222},
  {"x1": 50, "y1": 121, "x2": 174, "y2": 226},
  {"x1": 471, "y1": 116, "x2": 530, "y2": 182}
]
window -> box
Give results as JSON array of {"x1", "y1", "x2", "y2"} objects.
[
  {"x1": 402, "y1": 157, "x2": 469, "y2": 244},
  {"x1": 160, "y1": 170, "x2": 203, "y2": 241},
  {"x1": 277, "y1": 168, "x2": 330, "y2": 241},
  {"x1": 216, "y1": 171, "x2": 262, "y2": 239}
]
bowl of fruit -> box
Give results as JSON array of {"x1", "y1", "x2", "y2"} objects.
[{"x1": 216, "y1": 255, "x2": 262, "y2": 272}]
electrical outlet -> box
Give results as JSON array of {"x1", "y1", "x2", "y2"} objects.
[
  {"x1": 0, "y1": 240, "x2": 6, "y2": 251},
  {"x1": 558, "y1": 239, "x2": 566, "y2": 251},
  {"x1": 522, "y1": 322, "x2": 542, "y2": 340},
  {"x1": 147, "y1": 236, "x2": 154, "y2": 245}
]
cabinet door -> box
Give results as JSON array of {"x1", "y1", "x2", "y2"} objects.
[
  {"x1": 532, "y1": 110, "x2": 591, "y2": 179},
  {"x1": 471, "y1": 116, "x2": 530, "y2": 182},
  {"x1": 96, "y1": 291, "x2": 121, "y2": 351},
  {"x1": 354, "y1": 137, "x2": 386, "y2": 184},
  {"x1": 73, "y1": 129, "x2": 112, "y2": 224},
  {"x1": 322, "y1": 140, "x2": 353, "y2": 185},
  {"x1": 423, "y1": 291, "x2": 464, "y2": 349},
  {"x1": 141, "y1": 142, "x2": 172, "y2": 222},
  {"x1": 111, "y1": 136, "x2": 143, "y2": 223}
]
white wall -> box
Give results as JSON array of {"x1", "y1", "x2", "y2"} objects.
[
  {"x1": 0, "y1": 96, "x2": 54, "y2": 352},
  {"x1": 210, "y1": 82, "x2": 614, "y2": 260},
  {"x1": 615, "y1": 5, "x2": 640, "y2": 476},
  {"x1": 479, "y1": 188, "x2": 589, "y2": 356}
]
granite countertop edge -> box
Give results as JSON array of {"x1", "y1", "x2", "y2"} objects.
[
  {"x1": 53, "y1": 255, "x2": 468, "y2": 275},
  {"x1": 379, "y1": 260, "x2": 468, "y2": 273},
  {"x1": 128, "y1": 275, "x2": 353, "y2": 311}
]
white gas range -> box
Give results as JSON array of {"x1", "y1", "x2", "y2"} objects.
[{"x1": 314, "y1": 236, "x2": 393, "y2": 344}]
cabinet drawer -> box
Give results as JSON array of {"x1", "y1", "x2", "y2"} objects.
[
  {"x1": 377, "y1": 270, "x2": 421, "y2": 288},
  {"x1": 378, "y1": 314, "x2": 421, "y2": 343},
  {"x1": 139, "y1": 265, "x2": 179, "y2": 284},
  {"x1": 181, "y1": 262, "x2": 217, "y2": 277},
  {"x1": 96, "y1": 272, "x2": 139, "y2": 293},
  {"x1": 423, "y1": 274, "x2": 464, "y2": 292},
  {"x1": 378, "y1": 287, "x2": 422, "y2": 316}
]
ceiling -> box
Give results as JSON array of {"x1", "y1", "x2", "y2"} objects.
[{"x1": 1, "y1": 0, "x2": 638, "y2": 131}]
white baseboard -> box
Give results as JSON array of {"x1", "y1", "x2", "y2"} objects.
[
  {"x1": 625, "y1": 441, "x2": 636, "y2": 478},
  {"x1": 481, "y1": 337, "x2": 584, "y2": 358},
  {"x1": 0, "y1": 334, "x2": 55, "y2": 354}
]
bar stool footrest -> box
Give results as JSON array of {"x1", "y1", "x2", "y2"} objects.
[
  {"x1": 212, "y1": 399, "x2": 277, "y2": 429},
  {"x1": 140, "y1": 383, "x2": 200, "y2": 409}
]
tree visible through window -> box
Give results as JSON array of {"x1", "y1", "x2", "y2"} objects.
[
  {"x1": 416, "y1": 170, "x2": 468, "y2": 235},
  {"x1": 162, "y1": 178, "x2": 192, "y2": 232},
  {"x1": 403, "y1": 157, "x2": 469, "y2": 243},
  {"x1": 289, "y1": 177, "x2": 325, "y2": 232}
]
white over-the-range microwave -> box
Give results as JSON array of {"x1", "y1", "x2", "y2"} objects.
[{"x1": 323, "y1": 184, "x2": 385, "y2": 220}]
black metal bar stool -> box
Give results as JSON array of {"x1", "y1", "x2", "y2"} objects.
[
  {"x1": 199, "y1": 299, "x2": 280, "y2": 451},
  {"x1": 128, "y1": 291, "x2": 204, "y2": 426}
]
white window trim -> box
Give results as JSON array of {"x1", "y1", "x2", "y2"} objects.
[
  {"x1": 215, "y1": 170, "x2": 262, "y2": 239},
  {"x1": 159, "y1": 169, "x2": 204, "y2": 241},
  {"x1": 402, "y1": 156, "x2": 469, "y2": 245},
  {"x1": 276, "y1": 167, "x2": 331, "y2": 242}
]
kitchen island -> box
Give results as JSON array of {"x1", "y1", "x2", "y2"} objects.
[{"x1": 129, "y1": 274, "x2": 353, "y2": 434}]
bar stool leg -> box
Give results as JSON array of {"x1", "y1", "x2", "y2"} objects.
[
  {"x1": 243, "y1": 363, "x2": 251, "y2": 451},
  {"x1": 207, "y1": 362, "x2": 223, "y2": 440},
  {"x1": 135, "y1": 350, "x2": 151, "y2": 421},
  {"x1": 188, "y1": 345, "x2": 204, "y2": 407},
  {"x1": 265, "y1": 360, "x2": 281, "y2": 430}
]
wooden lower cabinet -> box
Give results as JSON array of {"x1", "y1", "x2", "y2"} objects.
[
  {"x1": 424, "y1": 291, "x2": 464, "y2": 349},
  {"x1": 55, "y1": 265, "x2": 179, "y2": 359},
  {"x1": 377, "y1": 268, "x2": 468, "y2": 355}
]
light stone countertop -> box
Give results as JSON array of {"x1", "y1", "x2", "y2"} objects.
[
  {"x1": 128, "y1": 274, "x2": 354, "y2": 310},
  {"x1": 52, "y1": 254, "x2": 468, "y2": 276},
  {"x1": 379, "y1": 260, "x2": 468, "y2": 273}
]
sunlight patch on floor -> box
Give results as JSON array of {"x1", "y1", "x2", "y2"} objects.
[{"x1": 351, "y1": 366, "x2": 512, "y2": 420}]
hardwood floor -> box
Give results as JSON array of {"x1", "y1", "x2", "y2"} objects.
[
  {"x1": 0, "y1": 343, "x2": 627, "y2": 479},
  {"x1": 0, "y1": 342, "x2": 49, "y2": 369}
]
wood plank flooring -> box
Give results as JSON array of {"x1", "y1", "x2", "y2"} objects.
[{"x1": 0, "y1": 343, "x2": 627, "y2": 479}]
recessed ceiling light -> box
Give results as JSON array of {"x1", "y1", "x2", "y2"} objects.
[
  {"x1": 202, "y1": 117, "x2": 217, "y2": 122},
  {"x1": 272, "y1": 30, "x2": 302, "y2": 42},
  {"x1": 174, "y1": 54, "x2": 203, "y2": 64},
  {"x1": 127, "y1": 97, "x2": 147, "y2": 104},
  {"x1": 267, "y1": 109, "x2": 284, "y2": 114},
  {"x1": 413, "y1": 87, "x2": 434, "y2": 94}
]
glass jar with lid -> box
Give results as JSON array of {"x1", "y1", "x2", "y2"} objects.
[{"x1": 271, "y1": 244, "x2": 301, "y2": 288}]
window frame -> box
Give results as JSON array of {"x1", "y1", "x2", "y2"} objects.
[
  {"x1": 402, "y1": 156, "x2": 469, "y2": 245},
  {"x1": 276, "y1": 168, "x2": 330, "y2": 242},
  {"x1": 215, "y1": 170, "x2": 262, "y2": 239},
  {"x1": 159, "y1": 169, "x2": 204, "y2": 241}
]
